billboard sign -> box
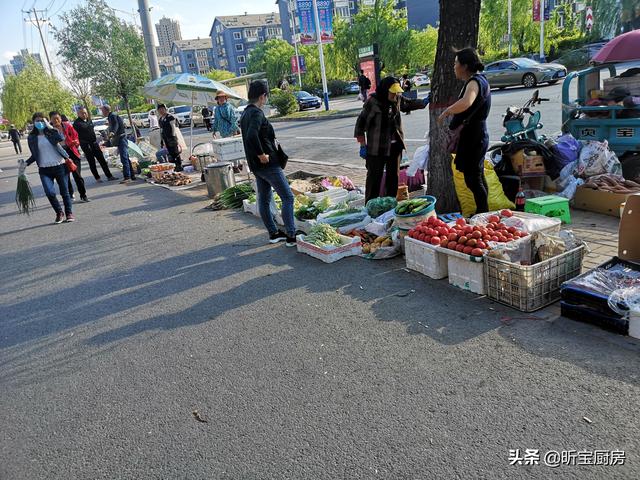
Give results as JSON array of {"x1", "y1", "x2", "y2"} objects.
[{"x1": 296, "y1": 0, "x2": 334, "y2": 45}]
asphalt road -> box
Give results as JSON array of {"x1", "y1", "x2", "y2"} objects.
[
  {"x1": 1, "y1": 138, "x2": 639, "y2": 479},
  {"x1": 171, "y1": 81, "x2": 566, "y2": 168}
]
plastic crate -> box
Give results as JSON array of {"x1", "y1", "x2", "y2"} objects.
[
  {"x1": 405, "y1": 236, "x2": 448, "y2": 279},
  {"x1": 485, "y1": 246, "x2": 586, "y2": 312},
  {"x1": 444, "y1": 248, "x2": 486, "y2": 295},
  {"x1": 296, "y1": 234, "x2": 362, "y2": 263},
  {"x1": 561, "y1": 301, "x2": 629, "y2": 335},
  {"x1": 524, "y1": 195, "x2": 571, "y2": 224}
]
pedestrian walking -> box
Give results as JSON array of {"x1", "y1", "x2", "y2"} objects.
[
  {"x1": 402, "y1": 74, "x2": 413, "y2": 115},
  {"x1": 50, "y1": 112, "x2": 89, "y2": 203},
  {"x1": 202, "y1": 106, "x2": 212, "y2": 132},
  {"x1": 101, "y1": 105, "x2": 137, "y2": 184},
  {"x1": 157, "y1": 103, "x2": 183, "y2": 172},
  {"x1": 24, "y1": 112, "x2": 74, "y2": 223},
  {"x1": 438, "y1": 47, "x2": 491, "y2": 214},
  {"x1": 73, "y1": 107, "x2": 117, "y2": 182},
  {"x1": 8, "y1": 124, "x2": 22, "y2": 154},
  {"x1": 358, "y1": 70, "x2": 371, "y2": 102},
  {"x1": 354, "y1": 76, "x2": 430, "y2": 202},
  {"x1": 239, "y1": 80, "x2": 296, "y2": 246},
  {"x1": 212, "y1": 92, "x2": 239, "y2": 139}
]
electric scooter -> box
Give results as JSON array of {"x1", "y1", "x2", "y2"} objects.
[{"x1": 501, "y1": 89, "x2": 549, "y2": 143}]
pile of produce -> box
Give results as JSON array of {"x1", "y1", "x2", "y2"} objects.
[
  {"x1": 154, "y1": 172, "x2": 192, "y2": 186},
  {"x1": 209, "y1": 183, "x2": 254, "y2": 210},
  {"x1": 366, "y1": 196, "x2": 397, "y2": 218},
  {"x1": 149, "y1": 163, "x2": 175, "y2": 172},
  {"x1": 407, "y1": 214, "x2": 528, "y2": 257},
  {"x1": 582, "y1": 174, "x2": 640, "y2": 194},
  {"x1": 321, "y1": 176, "x2": 356, "y2": 191},
  {"x1": 295, "y1": 197, "x2": 330, "y2": 220},
  {"x1": 318, "y1": 206, "x2": 368, "y2": 228},
  {"x1": 395, "y1": 197, "x2": 433, "y2": 216},
  {"x1": 304, "y1": 223, "x2": 343, "y2": 247},
  {"x1": 346, "y1": 230, "x2": 393, "y2": 254}
]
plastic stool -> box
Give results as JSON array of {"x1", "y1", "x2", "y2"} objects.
[{"x1": 524, "y1": 195, "x2": 571, "y2": 224}]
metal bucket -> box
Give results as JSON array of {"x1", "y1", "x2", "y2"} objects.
[{"x1": 204, "y1": 162, "x2": 235, "y2": 198}]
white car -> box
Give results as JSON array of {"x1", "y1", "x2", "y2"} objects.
[
  {"x1": 411, "y1": 73, "x2": 430, "y2": 86},
  {"x1": 92, "y1": 117, "x2": 109, "y2": 136},
  {"x1": 170, "y1": 105, "x2": 204, "y2": 127},
  {"x1": 133, "y1": 112, "x2": 150, "y2": 128}
]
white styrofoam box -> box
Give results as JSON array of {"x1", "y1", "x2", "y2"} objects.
[
  {"x1": 305, "y1": 187, "x2": 347, "y2": 202},
  {"x1": 242, "y1": 199, "x2": 257, "y2": 215},
  {"x1": 405, "y1": 236, "x2": 449, "y2": 279},
  {"x1": 442, "y1": 248, "x2": 486, "y2": 295},
  {"x1": 296, "y1": 234, "x2": 362, "y2": 263},
  {"x1": 295, "y1": 218, "x2": 317, "y2": 234}
]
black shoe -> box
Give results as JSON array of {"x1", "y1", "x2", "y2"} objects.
[
  {"x1": 80, "y1": 196, "x2": 90, "y2": 203},
  {"x1": 285, "y1": 235, "x2": 297, "y2": 247},
  {"x1": 107, "y1": 176, "x2": 119, "y2": 181},
  {"x1": 130, "y1": 176, "x2": 137, "y2": 181},
  {"x1": 54, "y1": 212, "x2": 64, "y2": 224},
  {"x1": 269, "y1": 230, "x2": 287, "y2": 244}
]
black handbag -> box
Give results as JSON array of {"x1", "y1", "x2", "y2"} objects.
[{"x1": 274, "y1": 141, "x2": 288, "y2": 169}]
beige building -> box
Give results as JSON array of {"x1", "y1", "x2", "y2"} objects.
[{"x1": 155, "y1": 17, "x2": 182, "y2": 57}]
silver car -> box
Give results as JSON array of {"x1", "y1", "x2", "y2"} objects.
[{"x1": 484, "y1": 58, "x2": 567, "y2": 89}]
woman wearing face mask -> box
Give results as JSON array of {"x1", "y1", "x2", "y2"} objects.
[
  {"x1": 354, "y1": 76, "x2": 430, "y2": 202},
  {"x1": 25, "y1": 112, "x2": 75, "y2": 223},
  {"x1": 438, "y1": 48, "x2": 491, "y2": 214},
  {"x1": 50, "y1": 111, "x2": 89, "y2": 202}
]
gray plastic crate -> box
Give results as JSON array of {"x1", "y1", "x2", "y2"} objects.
[{"x1": 485, "y1": 246, "x2": 586, "y2": 312}]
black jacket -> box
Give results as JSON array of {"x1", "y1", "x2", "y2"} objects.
[
  {"x1": 9, "y1": 128, "x2": 21, "y2": 142},
  {"x1": 239, "y1": 104, "x2": 278, "y2": 171},
  {"x1": 159, "y1": 114, "x2": 179, "y2": 146},
  {"x1": 72, "y1": 117, "x2": 97, "y2": 144},
  {"x1": 358, "y1": 74, "x2": 371, "y2": 90},
  {"x1": 25, "y1": 129, "x2": 69, "y2": 167},
  {"x1": 107, "y1": 112, "x2": 126, "y2": 138}
]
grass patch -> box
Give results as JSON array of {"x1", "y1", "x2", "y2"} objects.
[{"x1": 275, "y1": 108, "x2": 361, "y2": 119}]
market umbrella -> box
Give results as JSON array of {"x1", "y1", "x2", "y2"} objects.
[
  {"x1": 127, "y1": 140, "x2": 145, "y2": 161},
  {"x1": 142, "y1": 73, "x2": 244, "y2": 154},
  {"x1": 592, "y1": 30, "x2": 640, "y2": 63}
]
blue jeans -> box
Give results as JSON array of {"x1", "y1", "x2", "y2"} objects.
[
  {"x1": 117, "y1": 136, "x2": 134, "y2": 179},
  {"x1": 155, "y1": 148, "x2": 168, "y2": 162},
  {"x1": 39, "y1": 164, "x2": 72, "y2": 215},
  {"x1": 253, "y1": 165, "x2": 295, "y2": 237}
]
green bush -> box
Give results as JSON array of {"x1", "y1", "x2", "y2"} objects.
[
  {"x1": 269, "y1": 88, "x2": 298, "y2": 116},
  {"x1": 327, "y1": 79, "x2": 348, "y2": 97}
]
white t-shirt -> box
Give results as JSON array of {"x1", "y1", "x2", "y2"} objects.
[{"x1": 37, "y1": 135, "x2": 64, "y2": 167}]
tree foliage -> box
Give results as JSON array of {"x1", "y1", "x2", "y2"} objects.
[
  {"x1": 1, "y1": 59, "x2": 75, "y2": 128},
  {"x1": 206, "y1": 69, "x2": 236, "y2": 82},
  {"x1": 54, "y1": 0, "x2": 149, "y2": 131},
  {"x1": 247, "y1": 39, "x2": 296, "y2": 87}
]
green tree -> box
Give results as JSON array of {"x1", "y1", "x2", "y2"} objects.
[
  {"x1": 407, "y1": 27, "x2": 439, "y2": 72},
  {"x1": 54, "y1": 0, "x2": 149, "y2": 139},
  {"x1": 247, "y1": 39, "x2": 295, "y2": 87},
  {"x1": 205, "y1": 69, "x2": 236, "y2": 82},
  {"x1": 1, "y1": 58, "x2": 75, "y2": 128}
]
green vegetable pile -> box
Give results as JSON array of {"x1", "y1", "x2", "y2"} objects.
[
  {"x1": 305, "y1": 224, "x2": 343, "y2": 247},
  {"x1": 395, "y1": 198, "x2": 432, "y2": 216},
  {"x1": 219, "y1": 183, "x2": 254, "y2": 209},
  {"x1": 318, "y1": 207, "x2": 368, "y2": 228},
  {"x1": 16, "y1": 173, "x2": 36, "y2": 215},
  {"x1": 366, "y1": 197, "x2": 397, "y2": 218},
  {"x1": 295, "y1": 196, "x2": 330, "y2": 220}
]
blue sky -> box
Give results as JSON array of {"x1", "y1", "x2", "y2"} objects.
[{"x1": 0, "y1": 0, "x2": 275, "y2": 80}]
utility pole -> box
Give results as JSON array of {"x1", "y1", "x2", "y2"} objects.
[
  {"x1": 289, "y1": 0, "x2": 303, "y2": 88},
  {"x1": 26, "y1": 8, "x2": 54, "y2": 76},
  {"x1": 540, "y1": 0, "x2": 546, "y2": 62},
  {"x1": 507, "y1": 0, "x2": 512, "y2": 58},
  {"x1": 312, "y1": 0, "x2": 329, "y2": 111},
  {"x1": 137, "y1": 0, "x2": 161, "y2": 80}
]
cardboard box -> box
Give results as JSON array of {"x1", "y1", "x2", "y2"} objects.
[
  {"x1": 510, "y1": 150, "x2": 546, "y2": 176},
  {"x1": 573, "y1": 186, "x2": 632, "y2": 217},
  {"x1": 619, "y1": 194, "x2": 640, "y2": 261}
]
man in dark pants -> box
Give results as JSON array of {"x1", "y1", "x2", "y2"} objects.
[
  {"x1": 157, "y1": 104, "x2": 183, "y2": 172},
  {"x1": 8, "y1": 125, "x2": 22, "y2": 154},
  {"x1": 201, "y1": 106, "x2": 212, "y2": 132},
  {"x1": 73, "y1": 108, "x2": 117, "y2": 182},
  {"x1": 101, "y1": 104, "x2": 136, "y2": 184}
]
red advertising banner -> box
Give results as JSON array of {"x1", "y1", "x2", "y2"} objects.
[{"x1": 360, "y1": 58, "x2": 376, "y2": 95}]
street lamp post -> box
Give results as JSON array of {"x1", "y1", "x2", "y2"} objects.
[{"x1": 312, "y1": 0, "x2": 329, "y2": 111}]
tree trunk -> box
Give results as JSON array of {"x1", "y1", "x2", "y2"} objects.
[
  {"x1": 122, "y1": 94, "x2": 138, "y2": 143},
  {"x1": 427, "y1": 0, "x2": 481, "y2": 214}
]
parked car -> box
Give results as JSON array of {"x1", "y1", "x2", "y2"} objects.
[
  {"x1": 92, "y1": 117, "x2": 109, "y2": 136},
  {"x1": 484, "y1": 57, "x2": 567, "y2": 89},
  {"x1": 553, "y1": 41, "x2": 609, "y2": 71},
  {"x1": 345, "y1": 81, "x2": 360, "y2": 94},
  {"x1": 134, "y1": 112, "x2": 150, "y2": 128},
  {"x1": 411, "y1": 73, "x2": 430, "y2": 86},
  {"x1": 294, "y1": 91, "x2": 322, "y2": 110},
  {"x1": 169, "y1": 105, "x2": 204, "y2": 127}
]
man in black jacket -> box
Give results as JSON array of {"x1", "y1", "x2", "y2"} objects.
[
  {"x1": 8, "y1": 124, "x2": 22, "y2": 154},
  {"x1": 240, "y1": 81, "x2": 297, "y2": 246},
  {"x1": 358, "y1": 70, "x2": 371, "y2": 103},
  {"x1": 101, "y1": 104, "x2": 136, "y2": 183},
  {"x1": 73, "y1": 108, "x2": 116, "y2": 182},
  {"x1": 157, "y1": 104, "x2": 183, "y2": 171}
]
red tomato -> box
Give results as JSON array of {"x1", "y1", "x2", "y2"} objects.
[
  {"x1": 456, "y1": 244, "x2": 465, "y2": 252},
  {"x1": 458, "y1": 236, "x2": 468, "y2": 245},
  {"x1": 471, "y1": 248, "x2": 483, "y2": 257},
  {"x1": 440, "y1": 237, "x2": 449, "y2": 248},
  {"x1": 447, "y1": 241, "x2": 457, "y2": 250},
  {"x1": 471, "y1": 230, "x2": 482, "y2": 239},
  {"x1": 487, "y1": 222, "x2": 497, "y2": 230},
  {"x1": 487, "y1": 215, "x2": 500, "y2": 223},
  {"x1": 491, "y1": 236, "x2": 500, "y2": 242},
  {"x1": 477, "y1": 241, "x2": 487, "y2": 249},
  {"x1": 497, "y1": 223, "x2": 507, "y2": 230},
  {"x1": 464, "y1": 225, "x2": 474, "y2": 235},
  {"x1": 463, "y1": 246, "x2": 473, "y2": 255},
  {"x1": 507, "y1": 226, "x2": 517, "y2": 234},
  {"x1": 500, "y1": 209, "x2": 513, "y2": 218},
  {"x1": 466, "y1": 238, "x2": 477, "y2": 247},
  {"x1": 448, "y1": 232, "x2": 458, "y2": 242},
  {"x1": 430, "y1": 236, "x2": 441, "y2": 246},
  {"x1": 426, "y1": 216, "x2": 436, "y2": 225},
  {"x1": 437, "y1": 227, "x2": 449, "y2": 237},
  {"x1": 424, "y1": 235, "x2": 432, "y2": 243},
  {"x1": 456, "y1": 218, "x2": 466, "y2": 227},
  {"x1": 418, "y1": 233, "x2": 425, "y2": 242}
]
